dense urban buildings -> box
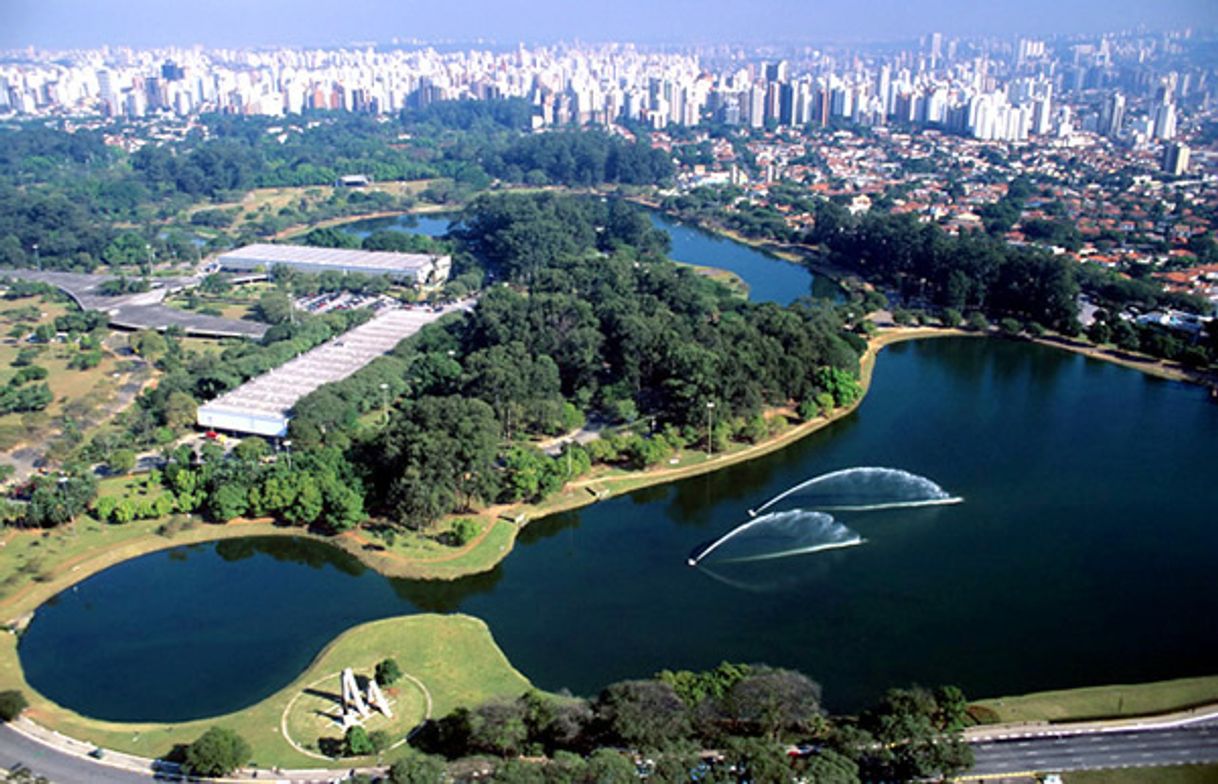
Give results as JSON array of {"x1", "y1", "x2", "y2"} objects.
[{"x1": 0, "y1": 30, "x2": 1209, "y2": 146}]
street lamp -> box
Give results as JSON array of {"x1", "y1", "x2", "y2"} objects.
[
  {"x1": 32, "y1": 242, "x2": 39, "y2": 271},
  {"x1": 379, "y1": 383, "x2": 390, "y2": 424},
  {"x1": 283, "y1": 439, "x2": 293, "y2": 470},
  {"x1": 706, "y1": 401, "x2": 716, "y2": 457}
]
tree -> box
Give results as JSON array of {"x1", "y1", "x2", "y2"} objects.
[
  {"x1": 998, "y1": 317, "x2": 1023, "y2": 336},
  {"x1": 717, "y1": 667, "x2": 822, "y2": 740},
  {"x1": 595, "y1": 680, "x2": 690, "y2": 748},
  {"x1": 0, "y1": 690, "x2": 27, "y2": 721},
  {"x1": 163, "y1": 391, "x2": 198, "y2": 430},
  {"x1": 369, "y1": 729, "x2": 392, "y2": 753},
  {"x1": 107, "y1": 449, "x2": 136, "y2": 475},
  {"x1": 469, "y1": 698, "x2": 529, "y2": 757},
  {"x1": 450, "y1": 518, "x2": 479, "y2": 547},
  {"x1": 233, "y1": 437, "x2": 270, "y2": 463},
  {"x1": 380, "y1": 396, "x2": 501, "y2": 528},
  {"x1": 855, "y1": 686, "x2": 975, "y2": 781},
  {"x1": 718, "y1": 736, "x2": 792, "y2": 784},
  {"x1": 183, "y1": 727, "x2": 251, "y2": 777},
  {"x1": 208, "y1": 481, "x2": 250, "y2": 522},
  {"x1": 388, "y1": 748, "x2": 448, "y2": 784},
  {"x1": 131, "y1": 330, "x2": 168, "y2": 364},
  {"x1": 255, "y1": 290, "x2": 295, "y2": 325},
  {"x1": 488, "y1": 759, "x2": 546, "y2": 784},
  {"x1": 376, "y1": 658, "x2": 403, "y2": 686},
  {"x1": 582, "y1": 748, "x2": 638, "y2": 784},
  {"x1": 659, "y1": 662, "x2": 752, "y2": 707},
  {"x1": 801, "y1": 748, "x2": 861, "y2": 783},
  {"x1": 346, "y1": 725, "x2": 375, "y2": 757}
]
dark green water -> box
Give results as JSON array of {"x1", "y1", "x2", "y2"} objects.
[{"x1": 19, "y1": 338, "x2": 1218, "y2": 721}]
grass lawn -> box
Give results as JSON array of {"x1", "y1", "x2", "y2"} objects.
[
  {"x1": 338, "y1": 517, "x2": 519, "y2": 580},
  {"x1": 0, "y1": 614, "x2": 530, "y2": 769},
  {"x1": 975, "y1": 676, "x2": 1218, "y2": 723},
  {"x1": 177, "y1": 336, "x2": 229, "y2": 356},
  {"x1": 0, "y1": 296, "x2": 128, "y2": 451},
  {"x1": 185, "y1": 181, "x2": 441, "y2": 226},
  {"x1": 0, "y1": 516, "x2": 303, "y2": 620},
  {"x1": 1066, "y1": 764, "x2": 1218, "y2": 783},
  {"x1": 283, "y1": 669, "x2": 428, "y2": 758}
]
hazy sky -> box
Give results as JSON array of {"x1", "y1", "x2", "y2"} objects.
[{"x1": 2, "y1": 0, "x2": 1215, "y2": 49}]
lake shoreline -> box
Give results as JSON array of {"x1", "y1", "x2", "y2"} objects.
[
  {"x1": 0, "y1": 326, "x2": 965, "y2": 630},
  {"x1": 4, "y1": 327, "x2": 1216, "y2": 770}
]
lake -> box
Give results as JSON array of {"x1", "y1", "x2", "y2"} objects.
[
  {"x1": 648, "y1": 212, "x2": 840, "y2": 304},
  {"x1": 336, "y1": 212, "x2": 455, "y2": 239},
  {"x1": 17, "y1": 211, "x2": 1218, "y2": 722},
  {"x1": 20, "y1": 338, "x2": 1218, "y2": 721}
]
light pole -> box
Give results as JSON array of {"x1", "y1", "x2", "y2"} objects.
[
  {"x1": 705, "y1": 401, "x2": 716, "y2": 458},
  {"x1": 283, "y1": 439, "x2": 292, "y2": 470},
  {"x1": 32, "y1": 242, "x2": 39, "y2": 271},
  {"x1": 379, "y1": 383, "x2": 390, "y2": 424}
]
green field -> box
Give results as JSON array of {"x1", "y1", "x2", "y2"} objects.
[
  {"x1": 976, "y1": 676, "x2": 1218, "y2": 724},
  {"x1": 0, "y1": 296, "x2": 128, "y2": 451},
  {"x1": 0, "y1": 614, "x2": 530, "y2": 768}
]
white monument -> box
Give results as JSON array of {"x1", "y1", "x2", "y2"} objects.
[
  {"x1": 367, "y1": 678, "x2": 393, "y2": 718},
  {"x1": 335, "y1": 666, "x2": 395, "y2": 728},
  {"x1": 339, "y1": 667, "x2": 372, "y2": 728}
]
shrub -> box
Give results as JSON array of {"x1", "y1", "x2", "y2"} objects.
[
  {"x1": 450, "y1": 518, "x2": 479, "y2": 547},
  {"x1": 345, "y1": 725, "x2": 374, "y2": 756},
  {"x1": 376, "y1": 657, "x2": 403, "y2": 686},
  {"x1": 0, "y1": 690, "x2": 27, "y2": 721}
]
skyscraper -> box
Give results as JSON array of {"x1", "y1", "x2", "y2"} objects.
[
  {"x1": 1163, "y1": 141, "x2": 1190, "y2": 176},
  {"x1": 1099, "y1": 91, "x2": 1125, "y2": 138},
  {"x1": 1153, "y1": 102, "x2": 1177, "y2": 140}
]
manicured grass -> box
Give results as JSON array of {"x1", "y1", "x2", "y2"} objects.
[
  {"x1": 284, "y1": 669, "x2": 428, "y2": 758},
  {"x1": 0, "y1": 614, "x2": 530, "y2": 769},
  {"x1": 340, "y1": 518, "x2": 519, "y2": 581},
  {"x1": 975, "y1": 676, "x2": 1218, "y2": 724},
  {"x1": 0, "y1": 517, "x2": 301, "y2": 620},
  {"x1": 1066, "y1": 764, "x2": 1218, "y2": 783}
]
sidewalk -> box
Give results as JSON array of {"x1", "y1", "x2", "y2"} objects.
[
  {"x1": 964, "y1": 701, "x2": 1218, "y2": 743},
  {"x1": 8, "y1": 716, "x2": 381, "y2": 783}
]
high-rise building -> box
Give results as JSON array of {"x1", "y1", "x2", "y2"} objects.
[
  {"x1": 1153, "y1": 102, "x2": 1177, "y2": 140},
  {"x1": 1163, "y1": 141, "x2": 1190, "y2": 176},
  {"x1": 1099, "y1": 92, "x2": 1125, "y2": 138},
  {"x1": 747, "y1": 84, "x2": 765, "y2": 129}
]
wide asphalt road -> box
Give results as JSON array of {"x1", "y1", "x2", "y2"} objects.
[
  {"x1": 0, "y1": 725, "x2": 157, "y2": 783},
  {"x1": 969, "y1": 720, "x2": 1218, "y2": 777}
]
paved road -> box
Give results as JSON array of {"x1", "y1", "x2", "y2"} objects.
[
  {"x1": 2, "y1": 270, "x2": 265, "y2": 339},
  {"x1": 0, "y1": 725, "x2": 156, "y2": 783},
  {"x1": 969, "y1": 720, "x2": 1218, "y2": 777}
]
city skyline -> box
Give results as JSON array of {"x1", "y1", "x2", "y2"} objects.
[{"x1": 3, "y1": 0, "x2": 1216, "y2": 50}]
